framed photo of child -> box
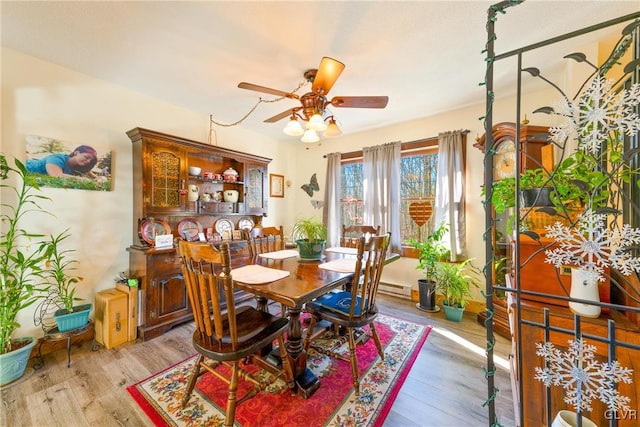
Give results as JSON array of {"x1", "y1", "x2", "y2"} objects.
[{"x1": 25, "y1": 135, "x2": 112, "y2": 191}]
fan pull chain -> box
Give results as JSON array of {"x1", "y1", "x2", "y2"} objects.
[{"x1": 209, "y1": 79, "x2": 309, "y2": 128}]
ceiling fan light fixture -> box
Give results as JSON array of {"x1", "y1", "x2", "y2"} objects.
[
  {"x1": 301, "y1": 129, "x2": 320, "y2": 143},
  {"x1": 323, "y1": 117, "x2": 342, "y2": 138},
  {"x1": 283, "y1": 117, "x2": 304, "y2": 136},
  {"x1": 307, "y1": 113, "x2": 327, "y2": 131}
]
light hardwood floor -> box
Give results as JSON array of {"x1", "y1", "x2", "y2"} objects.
[{"x1": 0, "y1": 294, "x2": 515, "y2": 427}]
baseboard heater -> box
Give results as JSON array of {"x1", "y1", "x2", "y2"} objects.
[{"x1": 378, "y1": 281, "x2": 412, "y2": 299}]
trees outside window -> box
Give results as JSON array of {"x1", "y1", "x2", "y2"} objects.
[{"x1": 339, "y1": 148, "x2": 438, "y2": 243}]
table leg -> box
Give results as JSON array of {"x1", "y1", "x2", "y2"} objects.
[
  {"x1": 255, "y1": 296, "x2": 269, "y2": 312},
  {"x1": 286, "y1": 307, "x2": 320, "y2": 398}
]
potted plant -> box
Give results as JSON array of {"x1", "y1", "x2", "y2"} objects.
[
  {"x1": 488, "y1": 161, "x2": 601, "y2": 233},
  {"x1": 434, "y1": 258, "x2": 480, "y2": 322},
  {"x1": 291, "y1": 217, "x2": 327, "y2": 260},
  {"x1": 409, "y1": 221, "x2": 449, "y2": 312},
  {"x1": 489, "y1": 168, "x2": 559, "y2": 215},
  {"x1": 45, "y1": 230, "x2": 91, "y2": 332},
  {"x1": 0, "y1": 155, "x2": 52, "y2": 385}
]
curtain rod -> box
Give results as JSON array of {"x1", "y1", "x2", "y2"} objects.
[{"x1": 323, "y1": 129, "x2": 470, "y2": 158}]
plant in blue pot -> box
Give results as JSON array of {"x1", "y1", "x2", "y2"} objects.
[
  {"x1": 0, "y1": 155, "x2": 52, "y2": 385},
  {"x1": 434, "y1": 258, "x2": 480, "y2": 322},
  {"x1": 45, "y1": 230, "x2": 91, "y2": 332}
]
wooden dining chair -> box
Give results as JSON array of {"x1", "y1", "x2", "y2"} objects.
[
  {"x1": 247, "y1": 225, "x2": 285, "y2": 256},
  {"x1": 340, "y1": 224, "x2": 381, "y2": 248},
  {"x1": 303, "y1": 233, "x2": 391, "y2": 396},
  {"x1": 178, "y1": 240, "x2": 293, "y2": 426}
]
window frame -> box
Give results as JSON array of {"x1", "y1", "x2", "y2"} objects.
[{"x1": 339, "y1": 137, "x2": 443, "y2": 258}]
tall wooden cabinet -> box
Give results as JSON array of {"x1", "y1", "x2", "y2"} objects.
[
  {"x1": 474, "y1": 122, "x2": 550, "y2": 338},
  {"x1": 126, "y1": 128, "x2": 271, "y2": 340}
]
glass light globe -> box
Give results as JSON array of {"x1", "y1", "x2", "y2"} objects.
[{"x1": 301, "y1": 129, "x2": 320, "y2": 143}]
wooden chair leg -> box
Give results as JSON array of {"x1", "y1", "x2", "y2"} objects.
[
  {"x1": 181, "y1": 354, "x2": 204, "y2": 408},
  {"x1": 347, "y1": 328, "x2": 360, "y2": 396},
  {"x1": 303, "y1": 316, "x2": 317, "y2": 350},
  {"x1": 225, "y1": 362, "x2": 240, "y2": 427},
  {"x1": 370, "y1": 322, "x2": 384, "y2": 360},
  {"x1": 277, "y1": 336, "x2": 295, "y2": 391}
]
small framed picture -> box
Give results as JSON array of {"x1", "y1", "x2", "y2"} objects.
[{"x1": 270, "y1": 173, "x2": 285, "y2": 198}]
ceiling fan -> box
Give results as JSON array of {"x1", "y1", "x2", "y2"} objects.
[{"x1": 237, "y1": 57, "x2": 389, "y2": 142}]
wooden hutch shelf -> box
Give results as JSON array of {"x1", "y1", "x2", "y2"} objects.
[{"x1": 126, "y1": 128, "x2": 271, "y2": 340}]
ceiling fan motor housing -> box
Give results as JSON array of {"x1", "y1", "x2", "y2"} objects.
[{"x1": 300, "y1": 92, "x2": 327, "y2": 119}]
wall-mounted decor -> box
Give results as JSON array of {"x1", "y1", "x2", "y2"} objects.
[
  {"x1": 300, "y1": 173, "x2": 319, "y2": 197},
  {"x1": 269, "y1": 173, "x2": 284, "y2": 198},
  {"x1": 25, "y1": 135, "x2": 112, "y2": 191}
]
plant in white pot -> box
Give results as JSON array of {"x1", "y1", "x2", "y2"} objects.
[
  {"x1": 434, "y1": 258, "x2": 480, "y2": 322},
  {"x1": 0, "y1": 155, "x2": 52, "y2": 385},
  {"x1": 409, "y1": 221, "x2": 449, "y2": 312},
  {"x1": 291, "y1": 217, "x2": 327, "y2": 260},
  {"x1": 45, "y1": 230, "x2": 91, "y2": 332}
]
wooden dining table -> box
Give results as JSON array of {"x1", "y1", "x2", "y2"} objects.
[
  {"x1": 230, "y1": 249, "x2": 352, "y2": 398},
  {"x1": 230, "y1": 247, "x2": 399, "y2": 398}
]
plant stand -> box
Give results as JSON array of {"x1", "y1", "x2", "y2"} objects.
[{"x1": 33, "y1": 322, "x2": 99, "y2": 369}]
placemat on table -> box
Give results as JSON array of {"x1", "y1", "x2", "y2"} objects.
[
  {"x1": 258, "y1": 249, "x2": 299, "y2": 260},
  {"x1": 318, "y1": 259, "x2": 357, "y2": 273},
  {"x1": 231, "y1": 265, "x2": 290, "y2": 284}
]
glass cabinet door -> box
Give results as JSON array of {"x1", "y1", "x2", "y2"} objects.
[
  {"x1": 146, "y1": 149, "x2": 186, "y2": 213},
  {"x1": 244, "y1": 163, "x2": 267, "y2": 215}
]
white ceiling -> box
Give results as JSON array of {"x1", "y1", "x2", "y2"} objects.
[{"x1": 2, "y1": 1, "x2": 639, "y2": 142}]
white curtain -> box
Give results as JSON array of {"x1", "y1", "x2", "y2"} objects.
[
  {"x1": 323, "y1": 152, "x2": 342, "y2": 248},
  {"x1": 434, "y1": 130, "x2": 466, "y2": 260},
  {"x1": 363, "y1": 141, "x2": 402, "y2": 253}
]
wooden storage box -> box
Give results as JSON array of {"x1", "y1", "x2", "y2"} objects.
[
  {"x1": 516, "y1": 235, "x2": 610, "y2": 307},
  {"x1": 95, "y1": 289, "x2": 129, "y2": 349},
  {"x1": 115, "y1": 283, "x2": 138, "y2": 342}
]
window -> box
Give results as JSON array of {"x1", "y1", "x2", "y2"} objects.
[{"x1": 339, "y1": 139, "x2": 438, "y2": 243}]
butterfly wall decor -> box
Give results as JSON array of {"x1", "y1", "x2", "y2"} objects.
[
  {"x1": 301, "y1": 173, "x2": 319, "y2": 197},
  {"x1": 310, "y1": 200, "x2": 324, "y2": 210}
]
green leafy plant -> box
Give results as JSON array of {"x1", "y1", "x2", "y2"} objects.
[
  {"x1": 434, "y1": 258, "x2": 480, "y2": 309},
  {"x1": 409, "y1": 221, "x2": 450, "y2": 283},
  {"x1": 488, "y1": 153, "x2": 613, "y2": 219},
  {"x1": 291, "y1": 217, "x2": 327, "y2": 242},
  {"x1": 0, "y1": 155, "x2": 53, "y2": 354},
  {"x1": 44, "y1": 230, "x2": 82, "y2": 313}
]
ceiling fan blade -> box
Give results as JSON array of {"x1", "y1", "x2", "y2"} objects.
[
  {"x1": 330, "y1": 96, "x2": 389, "y2": 108},
  {"x1": 312, "y1": 57, "x2": 345, "y2": 95},
  {"x1": 238, "y1": 82, "x2": 299, "y2": 99},
  {"x1": 264, "y1": 107, "x2": 301, "y2": 123}
]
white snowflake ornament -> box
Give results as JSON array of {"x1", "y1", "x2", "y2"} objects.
[
  {"x1": 549, "y1": 76, "x2": 640, "y2": 154},
  {"x1": 544, "y1": 209, "x2": 640, "y2": 281},
  {"x1": 535, "y1": 339, "x2": 633, "y2": 412}
]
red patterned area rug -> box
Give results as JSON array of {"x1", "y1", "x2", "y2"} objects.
[{"x1": 127, "y1": 313, "x2": 431, "y2": 427}]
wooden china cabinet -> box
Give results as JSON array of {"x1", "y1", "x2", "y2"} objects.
[
  {"x1": 126, "y1": 128, "x2": 271, "y2": 340},
  {"x1": 473, "y1": 122, "x2": 550, "y2": 338}
]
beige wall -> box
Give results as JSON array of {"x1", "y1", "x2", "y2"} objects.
[{"x1": 1, "y1": 42, "x2": 584, "y2": 337}]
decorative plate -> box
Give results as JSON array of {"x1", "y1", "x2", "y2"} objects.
[
  {"x1": 177, "y1": 218, "x2": 203, "y2": 242},
  {"x1": 214, "y1": 218, "x2": 234, "y2": 238},
  {"x1": 139, "y1": 218, "x2": 171, "y2": 245},
  {"x1": 237, "y1": 216, "x2": 255, "y2": 231}
]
